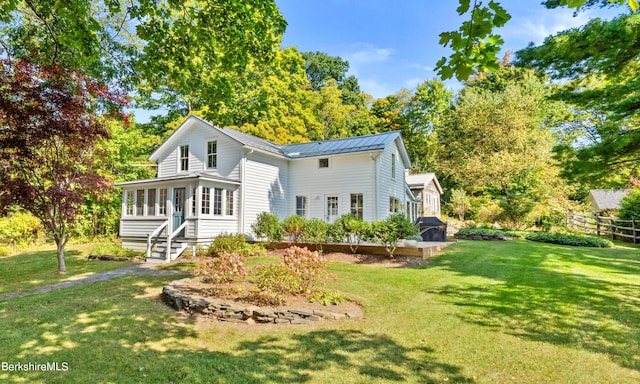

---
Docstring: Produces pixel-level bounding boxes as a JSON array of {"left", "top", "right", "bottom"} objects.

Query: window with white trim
[
  {"left": 207, "top": 141, "right": 217, "bottom": 168},
  {"left": 202, "top": 187, "right": 210, "bottom": 214},
  {"left": 296, "top": 196, "right": 307, "bottom": 217},
  {"left": 159, "top": 188, "right": 167, "bottom": 215},
  {"left": 350, "top": 193, "right": 363, "bottom": 219},
  {"left": 125, "top": 191, "right": 134, "bottom": 216},
  {"left": 179, "top": 145, "right": 189, "bottom": 172},
  {"left": 226, "top": 190, "right": 234, "bottom": 216},
  {"left": 213, "top": 188, "right": 222, "bottom": 215},
  {"left": 391, "top": 153, "right": 396, "bottom": 179}
]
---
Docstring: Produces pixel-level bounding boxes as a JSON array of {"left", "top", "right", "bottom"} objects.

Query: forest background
[{"left": 0, "top": 0, "right": 639, "bottom": 252}]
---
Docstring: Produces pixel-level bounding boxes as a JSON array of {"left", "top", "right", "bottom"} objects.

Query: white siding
[
  {"left": 378, "top": 140, "right": 410, "bottom": 220},
  {"left": 243, "top": 153, "right": 289, "bottom": 234},
  {"left": 196, "top": 218, "right": 239, "bottom": 238},
  {"left": 120, "top": 218, "right": 168, "bottom": 238},
  {"left": 288, "top": 152, "right": 376, "bottom": 221},
  {"left": 156, "top": 121, "right": 243, "bottom": 180}
]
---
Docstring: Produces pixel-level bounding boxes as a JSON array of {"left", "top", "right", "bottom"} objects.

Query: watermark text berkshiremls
[{"left": 2, "top": 361, "right": 69, "bottom": 372}]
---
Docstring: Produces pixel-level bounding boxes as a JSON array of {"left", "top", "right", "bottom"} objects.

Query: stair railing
[
  {"left": 147, "top": 220, "right": 169, "bottom": 260},
  {"left": 166, "top": 221, "right": 188, "bottom": 261}
]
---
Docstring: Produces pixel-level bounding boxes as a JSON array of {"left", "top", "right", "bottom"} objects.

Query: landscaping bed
[{"left": 162, "top": 277, "right": 363, "bottom": 325}]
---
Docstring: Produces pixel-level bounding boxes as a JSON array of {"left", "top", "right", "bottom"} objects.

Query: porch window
[
  {"left": 226, "top": 190, "right": 234, "bottom": 216},
  {"left": 125, "top": 191, "right": 134, "bottom": 216},
  {"left": 296, "top": 196, "right": 307, "bottom": 217},
  {"left": 179, "top": 145, "right": 189, "bottom": 172},
  {"left": 350, "top": 193, "right": 363, "bottom": 219},
  {"left": 136, "top": 189, "right": 144, "bottom": 216},
  {"left": 202, "top": 187, "right": 211, "bottom": 214},
  {"left": 159, "top": 188, "right": 167, "bottom": 215},
  {"left": 191, "top": 187, "right": 196, "bottom": 215},
  {"left": 207, "top": 141, "right": 217, "bottom": 168},
  {"left": 213, "top": 188, "right": 222, "bottom": 215},
  {"left": 148, "top": 189, "right": 156, "bottom": 216}
]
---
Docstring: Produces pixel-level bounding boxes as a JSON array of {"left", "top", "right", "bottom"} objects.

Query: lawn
[
  {"left": 0, "top": 243, "right": 136, "bottom": 296},
  {"left": 0, "top": 240, "right": 638, "bottom": 383}
]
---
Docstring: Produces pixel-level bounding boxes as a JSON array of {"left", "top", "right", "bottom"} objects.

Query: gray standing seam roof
[
  {"left": 281, "top": 131, "right": 400, "bottom": 158},
  {"left": 221, "top": 127, "right": 283, "bottom": 156}
]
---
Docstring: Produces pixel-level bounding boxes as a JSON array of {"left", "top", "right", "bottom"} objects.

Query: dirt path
[{"left": 0, "top": 264, "right": 188, "bottom": 302}]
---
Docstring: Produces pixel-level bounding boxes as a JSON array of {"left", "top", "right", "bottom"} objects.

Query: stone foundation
[{"left": 162, "top": 278, "right": 362, "bottom": 325}]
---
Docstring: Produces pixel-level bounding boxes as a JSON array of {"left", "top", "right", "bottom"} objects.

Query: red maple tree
[{"left": 0, "top": 58, "right": 126, "bottom": 272}]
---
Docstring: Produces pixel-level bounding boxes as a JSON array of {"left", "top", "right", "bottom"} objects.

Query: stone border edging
[{"left": 162, "top": 278, "right": 363, "bottom": 325}]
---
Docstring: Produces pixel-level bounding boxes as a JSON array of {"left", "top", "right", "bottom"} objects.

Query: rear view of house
[{"left": 118, "top": 115, "right": 437, "bottom": 262}]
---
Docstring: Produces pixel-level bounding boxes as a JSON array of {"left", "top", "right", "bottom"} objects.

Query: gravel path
[{"left": 0, "top": 264, "right": 188, "bottom": 302}]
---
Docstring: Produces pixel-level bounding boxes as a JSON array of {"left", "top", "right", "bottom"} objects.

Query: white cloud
[
  {"left": 358, "top": 78, "right": 396, "bottom": 99},
  {"left": 502, "top": 8, "right": 592, "bottom": 47},
  {"left": 345, "top": 43, "right": 395, "bottom": 65}
]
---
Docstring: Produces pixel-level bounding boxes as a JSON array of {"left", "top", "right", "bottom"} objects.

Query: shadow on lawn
[
  {"left": 0, "top": 274, "right": 473, "bottom": 384},
  {"left": 431, "top": 241, "right": 640, "bottom": 371}
]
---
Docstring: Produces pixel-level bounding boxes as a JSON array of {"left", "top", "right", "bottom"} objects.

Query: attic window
[
  {"left": 319, "top": 158, "right": 329, "bottom": 168},
  {"left": 179, "top": 145, "right": 189, "bottom": 172}
]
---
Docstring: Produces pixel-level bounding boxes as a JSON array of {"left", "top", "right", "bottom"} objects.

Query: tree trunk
[{"left": 55, "top": 234, "right": 68, "bottom": 274}]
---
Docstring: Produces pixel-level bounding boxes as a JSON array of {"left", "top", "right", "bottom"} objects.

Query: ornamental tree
[{"left": 0, "top": 58, "right": 124, "bottom": 273}]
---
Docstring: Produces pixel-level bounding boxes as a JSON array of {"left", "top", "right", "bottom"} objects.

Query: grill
[{"left": 416, "top": 217, "right": 447, "bottom": 242}]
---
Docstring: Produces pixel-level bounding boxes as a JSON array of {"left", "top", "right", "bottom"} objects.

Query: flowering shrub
[
  {"left": 282, "top": 246, "right": 336, "bottom": 293},
  {"left": 195, "top": 252, "right": 248, "bottom": 284}
]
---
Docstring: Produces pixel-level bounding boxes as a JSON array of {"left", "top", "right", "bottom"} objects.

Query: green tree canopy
[{"left": 436, "top": 64, "right": 574, "bottom": 226}]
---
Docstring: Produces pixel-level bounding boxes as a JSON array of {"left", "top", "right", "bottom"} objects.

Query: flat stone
[
  {"left": 253, "top": 308, "right": 275, "bottom": 317},
  {"left": 307, "top": 315, "right": 322, "bottom": 321},
  {"left": 289, "top": 308, "right": 314, "bottom": 317},
  {"left": 245, "top": 318, "right": 256, "bottom": 325},
  {"left": 256, "top": 316, "right": 274, "bottom": 323},
  {"left": 333, "top": 313, "right": 346, "bottom": 320},
  {"left": 275, "top": 318, "right": 291, "bottom": 324},
  {"left": 290, "top": 318, "right": 310, "bottom": 325}
]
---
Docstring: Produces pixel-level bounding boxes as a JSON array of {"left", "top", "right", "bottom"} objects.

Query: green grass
[
  {"left": 0, "top": 243, "right": 136, "bottom": 295},
  {"left": 0, "top": 240, "right": 638, "bottom": 383}
]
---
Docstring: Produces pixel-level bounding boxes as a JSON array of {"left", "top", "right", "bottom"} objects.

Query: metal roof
[
  {"left": 221, "top": 127, "right": 283, "bottom": 156},
  {"left": 281, "top": 131, "right": 401, "bottom": 158},
  {"left": 116, "top": 173, "right": 241, "bottom": 187}
]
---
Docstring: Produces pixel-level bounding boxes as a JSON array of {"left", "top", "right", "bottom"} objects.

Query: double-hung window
[
  {"left": 226, "top": 190, "right": 234, "bottom": 216},
  {"left": 213, "top": 188, "right": 222, "bottom": 215},
  {"left": 296, "top": 196, "right": 307, "bottom": 216},
  {"left": 201, "top": 187, "right": 211, "bottom": 214},
  {"left": 350, "top": 193, "right": 363, "bottom": 219},
  {"left": 207, "top": 141, "right": 217, "bottom": 168},
  {"left": 179, "top": 145, "right": 189, "bottom": 172}
]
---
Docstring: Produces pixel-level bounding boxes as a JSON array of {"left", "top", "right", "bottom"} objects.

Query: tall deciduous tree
[
  {"left": 0, "top": 59, "right": 123, "bottom": 272},
  {"left": 516, "top": 13, "right": 640, "bottom": 186},
  {"left": 437, "top": 64, "right": 573, "bottom": 226},
  {"left": 0, "top": 0, "right": 286, "bottom": 120}
]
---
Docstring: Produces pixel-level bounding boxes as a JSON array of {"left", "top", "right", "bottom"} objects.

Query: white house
[
  {"left": 118, "top": 115, "right": 423, "bottom": 262},
  {"left": 406, "top": 173, "right": 443, "bottom": 217}
]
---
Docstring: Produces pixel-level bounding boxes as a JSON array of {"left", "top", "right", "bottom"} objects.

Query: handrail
[
  {"left": 147, "top": 220, "right": 169, "bottom": 260},
  {"left": 166, "top": 221, "right": 188, "bottom": 261}
]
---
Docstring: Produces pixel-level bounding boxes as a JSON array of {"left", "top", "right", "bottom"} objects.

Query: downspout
[{"left": 370, "top": 152, "right": 379, "bottom": 221}]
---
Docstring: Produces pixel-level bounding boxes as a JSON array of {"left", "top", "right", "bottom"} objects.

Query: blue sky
[{"left": 275, "top": 0, "right": 625, "bottom": 98}]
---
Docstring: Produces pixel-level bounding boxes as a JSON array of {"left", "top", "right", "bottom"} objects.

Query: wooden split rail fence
[{"left": 567, "top": 213, "right": 639, "bottom": 244}]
